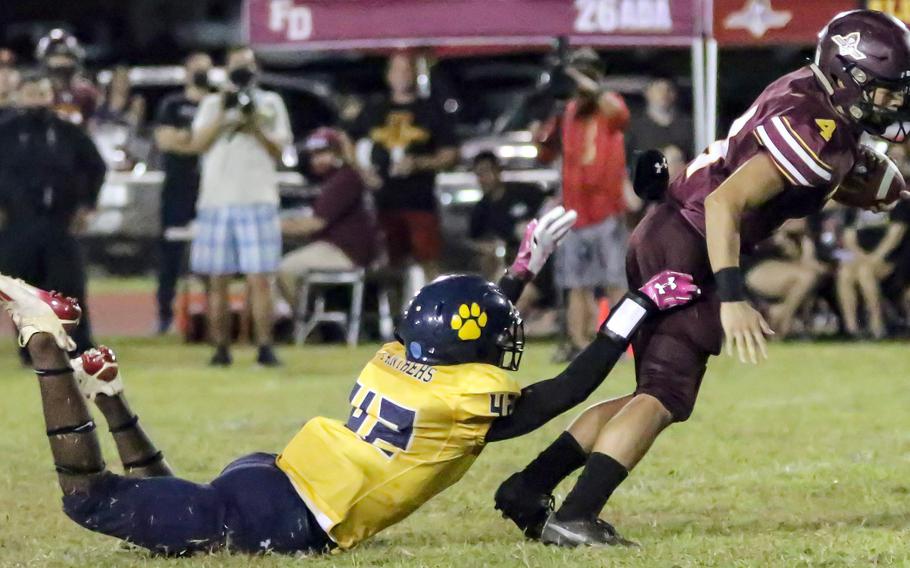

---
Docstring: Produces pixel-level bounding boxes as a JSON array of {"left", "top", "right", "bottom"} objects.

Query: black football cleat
[
  {"left": 539, "top": 514, "right": 637, "bottom": 548},
  {"left": 494, "top": 472, "right": 554, "bottom": 539}
]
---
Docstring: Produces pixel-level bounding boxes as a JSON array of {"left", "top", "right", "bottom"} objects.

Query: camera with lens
[
  {"left": 224, "top": 89, "right": 256, "bottom": 116},
  {"left": 539, "top": 37, "right": 605, "bottom": 101}
]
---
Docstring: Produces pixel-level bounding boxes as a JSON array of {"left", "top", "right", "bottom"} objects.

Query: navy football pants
[{"left": 62, "top": 453, "right": 331, "bottom": 556}]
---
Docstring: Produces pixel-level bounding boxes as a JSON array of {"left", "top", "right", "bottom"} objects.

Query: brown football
[{"left": 833, "top": 146, "right": 906, "bottom": 209}]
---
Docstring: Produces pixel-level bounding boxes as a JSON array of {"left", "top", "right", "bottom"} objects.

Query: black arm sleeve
[
  {"left": 486, "top": 334, "right": 626, "bottom": 442},
  {"left": 486, "top": 291, "right": 654, "bottom": 443},
  {"left": 497, "top": 272, "right": 528, "bottom": 305}
]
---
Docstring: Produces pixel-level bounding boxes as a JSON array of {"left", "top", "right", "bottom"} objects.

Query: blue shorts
[
  {"left": 191, "top": 205, "right": 281, "bottom": 275},
  {"left": 62, "top": 453, "right": 332, "bottom": 556}
]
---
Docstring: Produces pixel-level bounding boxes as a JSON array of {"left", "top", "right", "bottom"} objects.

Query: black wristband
[{"left": 714, "top": 267, "right": 746, "bottom": 302}]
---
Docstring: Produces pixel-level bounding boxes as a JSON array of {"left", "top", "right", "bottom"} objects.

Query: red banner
[
  {"left": 866, "top": 0, "right": 910, "bottom": 24},
  {"left": 246, "top": 0, "right": 703, "bottom": 51},
  {"left": 713, "top": 0, "right": 859, "bottom": 46}
]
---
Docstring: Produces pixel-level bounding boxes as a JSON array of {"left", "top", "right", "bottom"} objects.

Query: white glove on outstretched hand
[{"left": 509, "top": 206, "right": 578, "bottom": 280}]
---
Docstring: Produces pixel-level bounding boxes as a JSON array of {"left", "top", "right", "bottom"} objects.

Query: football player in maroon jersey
[{"left": 496, "top": 9, "right": 910, "bottom": 547}]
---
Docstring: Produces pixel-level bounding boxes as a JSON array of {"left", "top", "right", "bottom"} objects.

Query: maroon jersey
[
  {"left": 54, "top": 78, "right": 99, "bottom": 127},
  {"left": 669, "top": 66, "right": 864, "bottom": 249}
]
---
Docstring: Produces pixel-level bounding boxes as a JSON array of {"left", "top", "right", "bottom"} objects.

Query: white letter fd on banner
[{"left": 269, "top": 0, "right": 313, "bottom": 41}]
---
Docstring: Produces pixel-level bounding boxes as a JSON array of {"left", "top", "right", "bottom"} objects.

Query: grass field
[{"left": 0, "top": 337, "right": 908, "bottom": 567}]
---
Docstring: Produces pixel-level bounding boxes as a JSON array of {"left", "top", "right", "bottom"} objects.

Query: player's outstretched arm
[
  {"left": 497, "top": 206, "right": 577, "bottom": 303},
  {"left": 486, "top": 271, "right": 699, "bottom": 442},
  {"left": 705, "top": 153, "right": 783, "bottom": 364}
]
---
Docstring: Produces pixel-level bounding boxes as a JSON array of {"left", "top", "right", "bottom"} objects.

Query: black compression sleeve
[
  {"left": 497, "top": 272, "right": 528, "bottom": 305},
  {"left": 486, "top": 334, "right": 626, "bottom": 442},
  {"left": 486, "top": 292, "right": 653, "bottom": 443}
]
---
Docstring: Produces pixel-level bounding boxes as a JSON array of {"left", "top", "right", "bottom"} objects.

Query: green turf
[{"left": 0, "top": 338, "right": 908, "bottom": 567}]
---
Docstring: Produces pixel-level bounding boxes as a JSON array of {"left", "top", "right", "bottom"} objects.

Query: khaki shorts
[
  {"left": 555, "top": 216, "right": 628, "bottom": 290},
  {"left": 279, "top": 241, "right": 356, "bottom": 276}
]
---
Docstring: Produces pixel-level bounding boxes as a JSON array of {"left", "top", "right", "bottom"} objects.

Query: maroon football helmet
[{"left": 815, "top": 10, "right": 910, "bottom": 139}]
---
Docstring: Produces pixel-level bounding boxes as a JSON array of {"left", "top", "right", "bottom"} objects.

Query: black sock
[
  {"left": 556, "top": 452, "right": 628, "bottom": 522},
  {"left": 520, "top": 432, "right": 587, "bottom": 494}
]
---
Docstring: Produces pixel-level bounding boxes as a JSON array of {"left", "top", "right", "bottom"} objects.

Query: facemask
[
  {"left": 228, "top": 67, "right": 255, "bottom": 88},
  {"left": 191, "top": 70, "right": 210, "bottom": 90}
]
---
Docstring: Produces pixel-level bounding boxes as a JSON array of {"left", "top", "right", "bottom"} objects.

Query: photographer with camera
[
  {"left": 535, "top": 48, "right": 635, "bottom": 362},
  {"left": 190, "top": 46, "right": 292, "bottom": 367}
]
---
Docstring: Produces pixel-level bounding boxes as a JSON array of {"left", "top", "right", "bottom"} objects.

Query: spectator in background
[
  {"left": 35, "top": 29, "right": 99, "bottom": 127},
  {"left": 92, "top": 65, "right": 149, "bottom": 171},
  {"left": 837, "top": 198, "right": 910, "bottom": 339},
  {"left": 96, "top": 65, "right": 146, "bottom": 130},
  {"left": 190, "top": 46, "right": 292, "bottom": 367},
  {"left": 745, "top": 218, "right": 828, "bottom": 338},
  {"left": 536, "top": 49, "right": 633, "bottom": 360},
  {"left": 625, "top": 77, "right": 694, "bottom": 168},
  {"left": 0, "top": 72, "right": 106, "bottom": 355},
  {"left": 0, "top": 49, "right": 20, "bottom": 121},
  {"left": 353, "top": 51, "right": 458, "bottom": 281},
  {"left": 468, "top": 151, "right": 544, "bottom": 282},
  {"left": 152, "top": 52, "right": 212, "bottom": 334},
  {"left": 279, "top": 128, "right": 379, "bottom": 306}
]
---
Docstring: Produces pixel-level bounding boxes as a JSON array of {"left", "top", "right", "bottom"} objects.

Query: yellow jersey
[{"left": 276, "top": 342, "right": 521, "bottom": 549}]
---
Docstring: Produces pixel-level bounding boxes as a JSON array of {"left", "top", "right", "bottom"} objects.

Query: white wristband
[{"left": 603, "top": 298, "right": 648, "bottom": 340}]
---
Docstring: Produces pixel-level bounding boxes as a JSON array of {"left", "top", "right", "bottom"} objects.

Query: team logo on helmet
[
  {"left": 450, "top": 303, "right": 487, "bottom": 341},
  {"left": 832, "top": 32, "right": 867, "bottom": 60}
]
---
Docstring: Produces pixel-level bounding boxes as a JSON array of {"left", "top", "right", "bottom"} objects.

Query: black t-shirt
[
  {"left": 0, "top": 110, "right": 106, "bottom": 226},
  {"left": 844, "top": 199, "right": 910, "bottom": 255},
  {"left": 469, "top": 182, "right": 545, "bottom": 249},
  {"left": 155, "top": 92, "right": 201, "bottom": 227},
  {"left": 353, "top": 97, "right": 457, "bottom": 211}
]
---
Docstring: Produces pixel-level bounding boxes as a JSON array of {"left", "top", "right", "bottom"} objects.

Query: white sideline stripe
[
  {"left": 756, "top": 125, "right": 812, "bottom": 186},
  {"left": 878, "top": 162, "right": 898, "bottom": 200},
  {"left": 770, "top": 117, "right": 832, "bottom": 182}
]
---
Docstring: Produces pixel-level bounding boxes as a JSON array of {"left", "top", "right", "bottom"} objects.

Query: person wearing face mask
[
  {"left": 35, "top": 29, "right": 99, "bottom": 127},
  {"left": 152, "top": 52, "right": 212, "bottom": 334},
  {"left": 0, "top": 72, "right": 106, "bottom": 357},
  {"left": 190, "top": 46, "right": 293, "bottom": 367}
]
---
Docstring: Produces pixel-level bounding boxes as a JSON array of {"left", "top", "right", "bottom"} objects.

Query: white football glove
[{"left": 509, "top": 206, "right": 578, "bottom": 279}]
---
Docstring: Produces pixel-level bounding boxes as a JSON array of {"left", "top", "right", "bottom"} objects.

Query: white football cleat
[
  {"left": 71, "top": 346, "right": 123, "bottom": 400},
  {"left": 0, "top": 274, "right": 81, "bottom": 352}
]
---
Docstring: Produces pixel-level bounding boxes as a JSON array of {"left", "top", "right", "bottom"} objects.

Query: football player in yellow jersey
[{"left": 1, "top": 207, "right": 700, "bottom": 556}]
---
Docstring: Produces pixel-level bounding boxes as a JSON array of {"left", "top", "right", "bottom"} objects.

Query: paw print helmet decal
[{"left": 397, "top": 274, "right": 525, "bottom": 371}]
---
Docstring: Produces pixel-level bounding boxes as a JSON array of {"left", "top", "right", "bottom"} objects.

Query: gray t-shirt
[{"left": 193, "top": 89, "right": 292, "bottom": 209}]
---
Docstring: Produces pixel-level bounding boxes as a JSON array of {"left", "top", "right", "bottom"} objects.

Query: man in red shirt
[{"left": 537, "top": 49, "right": 633, "bottom": 359}]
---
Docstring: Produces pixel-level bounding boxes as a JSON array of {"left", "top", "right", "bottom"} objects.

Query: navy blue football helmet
[{"left": 397, "top": 274, "right": 525, "bottom": 371}]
